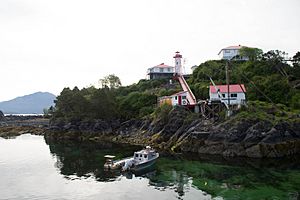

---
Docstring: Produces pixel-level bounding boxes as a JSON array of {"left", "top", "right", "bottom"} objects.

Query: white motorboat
[{"left": 103, "top": 146, "right": 159, "bottom": 171}]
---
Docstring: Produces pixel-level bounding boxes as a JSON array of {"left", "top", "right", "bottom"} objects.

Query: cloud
[{"left": 0, "top": 0, "right": 299, "bottom": 101}]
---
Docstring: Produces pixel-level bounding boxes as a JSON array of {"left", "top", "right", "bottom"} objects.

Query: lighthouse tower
[{"left": 173, "top": 51, "right": 183, "bottom": 75}]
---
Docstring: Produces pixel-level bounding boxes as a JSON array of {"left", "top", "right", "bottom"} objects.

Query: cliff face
[
  {"left": 46, "top": 106, "right": 300, "bottom": 158},
  {"left": 178, "top": 119, "right": 300, "bottom": 158}
]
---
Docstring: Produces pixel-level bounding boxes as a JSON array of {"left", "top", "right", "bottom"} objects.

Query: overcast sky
[{"left": 0, "top": 0, "right": 299, "bottom": 101}]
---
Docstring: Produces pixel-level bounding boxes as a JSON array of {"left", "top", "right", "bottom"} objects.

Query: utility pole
[{"left": 225, "top": 61, "right": 232, "bottom": 117}]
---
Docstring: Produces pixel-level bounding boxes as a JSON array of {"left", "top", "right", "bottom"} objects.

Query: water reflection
[
  {"left": 45, "top": 137, "right": 300, "bottom": 200},
  {"left": 45, "top": 138, "right": 137, "bottom": 181},
  {"left": 44, "top": 138, "right": 201, "bottom": 199}
]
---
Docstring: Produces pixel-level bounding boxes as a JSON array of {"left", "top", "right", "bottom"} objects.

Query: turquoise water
[{"left": 0, "top": 134, "right": 299, "bottom": 200}]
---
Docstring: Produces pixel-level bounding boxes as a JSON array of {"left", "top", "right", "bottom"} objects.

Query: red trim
[
  {"left": 178, "top": 95, "right": 182, "bottom": 105},
  {"left": 210, "top": 84, "right": 246, "bottom": 93},
  {"left": 173, "top": 51, "right": 182, "bottom": 58}
]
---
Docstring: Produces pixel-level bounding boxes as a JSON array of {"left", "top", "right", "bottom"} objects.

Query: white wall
[
  {"left": 175, "top": 57, "right": 182, "bottom": 75},
  {"left": 219, "top": 49, "right": 239, "bottom": 60},
  {"left": 172, "top": 96, "right": 178, "bottom": 105},
  {"left": 148, "top": 67, "right": 174, "bottom": 73},
  {"left": 210, "top": 92, "right": 246, "bottom": 105},
  {"left": 171, "top": 94, "right": 188, "bottom": 106},
  {"left": 219, "top": 49, "right": 249, "bottom": 61}
]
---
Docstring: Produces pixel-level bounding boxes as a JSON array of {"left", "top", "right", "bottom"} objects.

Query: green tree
[
  {"left": 290, "top": 92, "right": 300, "bottom": 110},
  {"left": 53, "top": 87, "right": 89, "bottom": 121},
  {"left": 239, "top": 47, "right": 263, "bottom": 61},
  {"left": 291, "top": 51, "right": 300, "bottom": 80},
  {"left": 99, "top": 74, "right": 122, "bottom": 89},
  {"left": 88, "top": 88, "right": 118, "bottom": 120},
  {"left": 118, "top": 92, "right": 157, "bottom": 119},
  {"left": 262, "top": 50, "right": 287, "bottom": 62}
]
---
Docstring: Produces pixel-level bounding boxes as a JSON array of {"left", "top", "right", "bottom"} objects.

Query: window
[
  {"left": 222, "top": 94, "right": 226, "bottom": 98},
  {"left": 160, "top": 68, "right": 164, "bottom": 72},
  {"left": 224, "top": 50, "right": 231, "bottom": 54},
  {"left": 175, "top": 96, "right": 177, "bottom": 100},
  {"left": 231, "top": 93, "right": 237, "bottom": 98},
  {"left": 182, "top": 96, "right": 186, "bottom": 99},
  {"left": 167, "top": 68, "right": 171, "bottom": 72}
]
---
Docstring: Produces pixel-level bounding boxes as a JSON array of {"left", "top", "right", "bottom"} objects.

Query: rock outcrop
[
  {"left": 46, "top": 106, "right": 300, "bottom": 158},
  {"left": 179, "top": 119, "right": 300, "bottom": 158},
  {"left": 0, "top": 110, "right": 4, "bottom": 120},
  {"left": 0, "top": 115, "right": 49, "bottom": 138}
]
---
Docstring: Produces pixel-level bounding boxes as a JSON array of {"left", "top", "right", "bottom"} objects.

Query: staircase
[{"left": 177, "top": 75, "right": 197, "bottom": 105}]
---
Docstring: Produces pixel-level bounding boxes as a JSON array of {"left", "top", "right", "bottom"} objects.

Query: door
[{"left": 178, "top": 95, "right": 182, "bottom": 105}]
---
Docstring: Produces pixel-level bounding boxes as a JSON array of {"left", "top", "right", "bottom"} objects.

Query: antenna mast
[{"left": 225, "top": 62, "right": 232, "bottom": 117}]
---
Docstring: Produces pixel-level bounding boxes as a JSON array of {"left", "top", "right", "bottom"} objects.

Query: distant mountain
[{"left": 0, "top": 92, "right": 56, "bottom": 114}]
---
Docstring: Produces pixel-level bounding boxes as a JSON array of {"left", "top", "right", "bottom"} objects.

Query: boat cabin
[{"left": 134, "top": 146, "right": 156, "bottom": 162}]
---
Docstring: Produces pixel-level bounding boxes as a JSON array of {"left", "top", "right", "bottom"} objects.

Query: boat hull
[{"left": 132, "top": 156, "right": 158, "bottom": 172}]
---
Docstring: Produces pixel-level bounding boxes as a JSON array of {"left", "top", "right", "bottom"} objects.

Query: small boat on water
[{"left": 104, "top": 146, "right": 159, "bottom": 172}]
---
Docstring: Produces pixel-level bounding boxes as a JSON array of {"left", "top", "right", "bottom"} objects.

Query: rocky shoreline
[
  {"left": 45, "top": 106, "right": 300, "bottom": 158},
  {"left": 1, "top": 107, "right": 299, "bottom": 158},
  {"left": 0, "top": 114, "right": 49, "bottom": 138}
]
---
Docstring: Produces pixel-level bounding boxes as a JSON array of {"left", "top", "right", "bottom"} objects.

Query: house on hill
[
  {"left": 159, "top": 91, "right": 190, "bottom": 106},
  {"left": 147, "top": 63, "right": 174, "bottom": 80},
  {"left": 218, "top": 45, "right": 249, "bottom": 61},
  {"left": 209, "top": 84, "right": 246, "bottom": 105}
]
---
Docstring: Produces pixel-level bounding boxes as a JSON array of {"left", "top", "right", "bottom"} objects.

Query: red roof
[
  {"left": 210, "top": 84, "right": 246, "bottom": 93},
  {"left": 223, "top": 45, "right": 243, "bottom": 50},
  {"left": 218, "top": 45, "right": 245, "bottom": 55},
  {"left": 154, "top": 63, "right": 173, "bottom": 68},
  {"left": 171, "top": 91, "right": 187, "bottom": 96}
]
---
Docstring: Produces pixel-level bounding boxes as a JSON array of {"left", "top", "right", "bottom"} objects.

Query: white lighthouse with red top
[
  {"left": 159, "top": 51, "right": 197, "bottom": 109},
  {"left": 173, "top": 51, "right": 183, "bottom": 75}
]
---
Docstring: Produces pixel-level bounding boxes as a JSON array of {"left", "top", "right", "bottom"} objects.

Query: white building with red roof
[
  {"left": 170, "top": 91, "right": 189, "bottom": 106},
  {"left": 218, "top": 45, "right": 249, "bottom": 61},
  {"left": 147, "top": 63, "right": 174, "bottom": 80},
  {"left": 159, "top": 91, "right": 190, "bottom": 106},
  {"left": 209, "top": 84, "right": 246, "bottom": 105}
]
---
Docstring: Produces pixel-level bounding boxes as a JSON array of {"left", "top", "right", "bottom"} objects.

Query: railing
[{"left": 178, "top": 75, "right": 197, "bottom": 105}]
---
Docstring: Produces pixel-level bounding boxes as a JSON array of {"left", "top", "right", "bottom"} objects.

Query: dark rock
[
  {"left": 0, "top": 110, "right": 4, "bottom": 121},
  {"left": 243, "top": 120, "right": 273, "bottom": 145},
  {"left": 261, "top": 121, "right": 296, "bottom": 143},
  {"left": 207, "top": 119, "right": 256, "bottom": 143},
  {"left": 140, "top": 119, "right": 151, "bottom": 131},
  {"left": 111, "top": 119, "right": 121, "bottom": 130},
  {"left": 245, "top": 144, "right": 262, "bottom": 158},
  {"left": 50, "top": 119, "right": 65, "bottom": 129},
  {"left": 49, "top": 125, "right": 61, "bottom": 131},
  {"left": 63, "top": 123, "right": 78, "bottom": 131},
  {"left": 44, "top": 106, "right": 300, "bottom": 158},
  {"left": 154, "top": 106, "right": 190, "bottom": 140},
  {"left": 93, "top": 120, "right": 111, "bottom": 132},
  {"left": 79, "top": 121, "right": 93, "bottom": 131}
]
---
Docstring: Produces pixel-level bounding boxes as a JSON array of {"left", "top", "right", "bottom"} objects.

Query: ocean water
[{"left": 0, "top": 134, "right": 299, "bottom": 200}]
